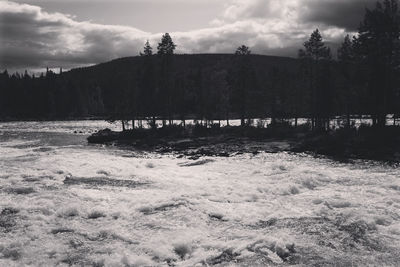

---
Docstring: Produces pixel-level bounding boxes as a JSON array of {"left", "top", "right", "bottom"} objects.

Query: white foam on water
[{"left": 0, "top": 121, "right": 400, "bottom": 266}]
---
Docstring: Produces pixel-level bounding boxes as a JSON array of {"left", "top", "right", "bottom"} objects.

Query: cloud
[
  {"left": 222, "top": 0, "right": 299, "bottom": 21},
  {"left": 221, "top": 0, "right": 375, "bottom": 31},
  {"left": 300, "top": 0, "right": 376, "bottom": 31},
  {"left": 0, "top": 0, "right": 369, "bottom": 70},
  {"left": 0, "top": 1, "right": 149, "bottom": 70},
  {"left": 173, "top": 20, "right": 309, "bottom": 57}
]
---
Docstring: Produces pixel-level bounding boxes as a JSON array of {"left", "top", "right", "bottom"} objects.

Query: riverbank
[
  {"left": 88, "top": 124, "right": 400, "bottom": 162},
  {"left": 292, "top": 126, "right": 400, "bottom": 162}
]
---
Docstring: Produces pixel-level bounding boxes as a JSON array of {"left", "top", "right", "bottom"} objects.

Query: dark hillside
[{"left": 0, "top": 54, "right": 307, "bottom": 120}]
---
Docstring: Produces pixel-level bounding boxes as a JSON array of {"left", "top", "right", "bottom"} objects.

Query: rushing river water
[{"left": 0, "top": 121, "right": 399, "bottom": 266}]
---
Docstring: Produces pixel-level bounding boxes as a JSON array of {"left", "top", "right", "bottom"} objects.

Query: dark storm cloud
[
  {"left": 0, "top": 10, "right": 64, "bottom": 49},
  {"left": 300, "top": 0, "right": 377, "bottom": 31}
]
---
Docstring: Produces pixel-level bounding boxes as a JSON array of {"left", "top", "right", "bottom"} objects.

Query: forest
[{"left": 1, "top": 0, "right": 400, "bottom": 131}]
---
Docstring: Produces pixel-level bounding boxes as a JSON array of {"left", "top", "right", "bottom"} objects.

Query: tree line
[{"left": 1, "top": 0, "right": 400, "bottom": 130}]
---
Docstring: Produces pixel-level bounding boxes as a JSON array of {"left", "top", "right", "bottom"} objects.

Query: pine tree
[
  {"left": 235, "top": 45, "right": 251, "bottom": 56},
  {"left": 299, "top": 29, "right": 331, "bottom": 61},
  {"left": 157, "top": 33, "right": 176, "bottom": 55},
  {"left": 231, "top": 45, "right": 252, "bottom": 126},
  {"left": 140, "top": 40, "right": 153, "bottom": 56},
  {"left": 298, "top": 29, "right": 332, "bottom": 130},
  {"left": 138, "top": 40, "right": 155, "bottom": 128},
  {"left": 337, "top": 35, "right": 354, "bottom": 62},
  {"left": 157, "top": 33, "right": 177, "bottom": 125}
]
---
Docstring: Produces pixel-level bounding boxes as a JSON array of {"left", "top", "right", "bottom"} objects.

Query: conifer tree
[
  {"left": 157, "top": 33, "right": 177, "bottom": 126},
  {"left": 299, "top": 29, "right": 331, "bottom": 61},
  {"left": 235, "top": 45, "right": 251, "bottom": 56},
  {"left": 231, "top": 45, "right": 252, "bottom": 126},
  {"left": 298, "top": 29, "right": 332, "bottom": 130},
  {"left": 337, "top": 35, "right": 354, "bottom": 62},
  {"left": 140, "top": 40, "right": 153, "bottom": 56},
  {"left": 157, "top": 33, "right": 176, "bottom": 55}
]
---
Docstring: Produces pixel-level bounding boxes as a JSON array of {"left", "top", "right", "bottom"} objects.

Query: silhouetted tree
[
  {"left": 157, "top": 33, "right": 177, "bottom": 126},
  {"left": 157, "top": 33, "right": 176, "bottom": 55},
  {"left": 337, "top": 35, "right": 354, "bottom": 62},
  {"left": 230, "top": 45, "right": 252, "bottom": 126},
  {"left": 137, "top": 40, "right": 156, "bottom": 128},
  {"left": 235, "top": 45, "right": 251, "bottom": 56},
  {"left": 299, "top": 29, "right": 332, "bottom": 130},
  {"left": 140, "top": 40, "right": 153, "bottom": 56},
  {"left": 353, "top": 0, "right": 400, "bottom": 127},
  {"left": 299, "top": 29, "right": 331, "bottom": 60}
]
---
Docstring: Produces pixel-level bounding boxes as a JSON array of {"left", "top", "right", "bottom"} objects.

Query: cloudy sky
[{"left": 0, "top": 0, "right": 376, "bottom": 71}]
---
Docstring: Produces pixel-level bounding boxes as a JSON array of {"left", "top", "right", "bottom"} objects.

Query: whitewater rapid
[{"left": 0, "top": 121, "right": 399, "bottom": 266}]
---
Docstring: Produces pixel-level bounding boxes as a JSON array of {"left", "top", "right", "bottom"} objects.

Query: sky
[{"left": 0, "top": 0, "right": 377, "bottom": 72}]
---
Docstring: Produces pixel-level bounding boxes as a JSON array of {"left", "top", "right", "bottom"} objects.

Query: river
[{"left": 0, "top": 121, "right": 399, "bottom": 266}]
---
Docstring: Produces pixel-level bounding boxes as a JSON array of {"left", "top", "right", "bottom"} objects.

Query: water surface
[{"left": 0, "top": 121, "right": 399, "bottom": 266}]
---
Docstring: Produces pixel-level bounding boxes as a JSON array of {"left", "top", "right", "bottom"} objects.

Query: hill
[{"left": 1, "top": 54, "right": 307, "bottom": 120}]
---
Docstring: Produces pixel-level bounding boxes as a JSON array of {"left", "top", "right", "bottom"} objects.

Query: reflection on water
[{"left": 0, "top": 121, "right": 399, "bottom": 266}]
